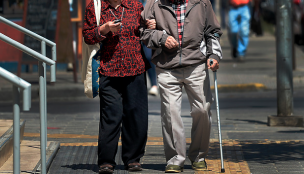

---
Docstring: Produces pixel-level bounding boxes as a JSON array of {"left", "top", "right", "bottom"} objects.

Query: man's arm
[
  {"left": 204, "top": 0, "right": 223, "bottom": 71},
  {"left": 140, "top": 0, "right": 175, "bottom": 50}
]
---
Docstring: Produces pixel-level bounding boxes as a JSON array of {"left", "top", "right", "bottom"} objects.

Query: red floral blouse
[{"left": 82, "top": 0, "right": 149, "bottom": 77}]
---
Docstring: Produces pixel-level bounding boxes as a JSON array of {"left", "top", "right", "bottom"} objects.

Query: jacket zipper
[
  {"left": 159, "top": 2, "right": 200, "bottom": 66},
  {"left": 180, "top": 2, "right": 200, "bottom": 66}
]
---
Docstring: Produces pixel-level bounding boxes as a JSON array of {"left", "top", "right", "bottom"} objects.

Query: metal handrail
[
  {"left": 0, "top": 67, "right": 31, "bottom": 174},
  {"left": 0, "top": 67, "right": 31, "bottom": 110},
  {"left": 0, "top": 16, "right": 57, "bottom": 174},
  {"left": 0, "top": 15, "right": 56, "bottom": 82},
  {"left": 0, "top": 34, "right": 55, "bottom": 66}
]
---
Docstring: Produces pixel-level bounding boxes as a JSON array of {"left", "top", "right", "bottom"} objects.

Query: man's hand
[
  {"left": 146, "top": 19, "right": 156, "bottom": 29},
  {"left": 207, "top": 59, "right": 219, "bottom": 71},
  {"left": 165, "top": 36, "right": 179, "bottom": 49}
]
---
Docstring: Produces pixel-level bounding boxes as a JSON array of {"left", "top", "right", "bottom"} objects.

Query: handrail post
[
  {"left": 39, "top": 60, "right": 47, "bottom": 174},
  {"left": 13, "top": 86, "right": 20, "bottom": 174},
  {"left": 51, "top": 45, "right": 56, "bottom": 82},
  {"left": 41, "top": 41, "right": 48, "bottom": 149},
  {"left": 0, "top": 67, "right": 31, "bottom": 174}
]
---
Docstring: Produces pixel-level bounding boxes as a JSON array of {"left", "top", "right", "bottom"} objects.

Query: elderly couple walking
[{"left": 82, "top": 0, "right": 222, "bottom": 173}]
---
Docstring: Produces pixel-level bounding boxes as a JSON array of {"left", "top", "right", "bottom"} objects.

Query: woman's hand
[
  {"left": 146, "top": 19, "right": 156, "bottom": 29},
  {"left": 106, "top": 21, "right": 122, "bottom": 33},
  {"left": 100, "top": 21, "right": 122, "bottom": 35}
]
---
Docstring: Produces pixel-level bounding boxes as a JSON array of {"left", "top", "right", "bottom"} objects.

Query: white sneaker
[{"left": 148, "top": 86, "right": 158, "bottom": 96}]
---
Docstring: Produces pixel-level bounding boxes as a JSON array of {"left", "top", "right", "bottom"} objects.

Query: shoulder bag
[{"left": 82, "top": 0, "right": 102, "bottom": 98}]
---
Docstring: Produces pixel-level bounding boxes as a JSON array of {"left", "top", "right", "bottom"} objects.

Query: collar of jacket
[
  {"left": 101, "top": 0, "right": 131, "bottom": 11},
  {"left": 159, "top": 0, "right": 201, "bottom": 13}
]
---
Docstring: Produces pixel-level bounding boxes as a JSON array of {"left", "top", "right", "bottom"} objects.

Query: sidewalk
[{"left": 45, "top": 91, "right": 304, "bottom": 174}]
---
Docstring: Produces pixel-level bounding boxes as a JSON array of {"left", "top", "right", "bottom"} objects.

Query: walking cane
[{"left": 210, "top": 59, "right": 225, "bottom": 173}]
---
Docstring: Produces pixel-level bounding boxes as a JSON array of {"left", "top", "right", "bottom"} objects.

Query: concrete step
[
  {"left": 0, "top": 120, "right": 13, "bottom": 137},
  {"left": 0, "top": 141, "right": 60, "bottom": 174},
  {"left": 0, "top": 119, "right": 26, "bottom": 168},
  {"left": 0, "top": 119, "right": 60, "bottom": 173}
]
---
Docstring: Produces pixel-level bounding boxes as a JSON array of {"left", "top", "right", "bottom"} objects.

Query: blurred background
[
  {"left": 0, "top": 0, "right": 303, "bottom": 76},
  {"left": 0, "top": 0, "right": 92, "bottom": 82}
]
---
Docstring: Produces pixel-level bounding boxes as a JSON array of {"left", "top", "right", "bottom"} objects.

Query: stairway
[{"left": 0, "top": 119, "right": 60, "bottom": 174}]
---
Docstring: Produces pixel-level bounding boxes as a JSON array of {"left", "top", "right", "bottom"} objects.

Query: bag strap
[{"left": 94, "top": 0, "right": 101, "bottom": 26}]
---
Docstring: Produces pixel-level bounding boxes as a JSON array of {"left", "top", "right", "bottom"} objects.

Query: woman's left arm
[{"left": 82, "top": 2, "right": 105, "bottom": 45}]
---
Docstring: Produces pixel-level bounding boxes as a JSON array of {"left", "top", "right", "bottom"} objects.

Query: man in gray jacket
[{"left": 141, "top": 0, "right": 222, "bottom": 172}]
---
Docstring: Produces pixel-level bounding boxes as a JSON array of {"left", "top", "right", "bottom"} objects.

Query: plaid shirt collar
[
  {"left": 170, "top": 0, "right": 188, "bottom": 45},
  {"left": 169, "top": 0, "right": 185, "bottom": 4}
]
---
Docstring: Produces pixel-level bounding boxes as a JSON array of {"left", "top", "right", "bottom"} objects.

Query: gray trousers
[{"left": 156, "top": 63, "right": 213, "bottom": 167}]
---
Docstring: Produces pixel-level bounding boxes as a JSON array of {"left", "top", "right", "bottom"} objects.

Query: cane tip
[{"left": 221, "top": 168, "right": 225, "bottom": 173}]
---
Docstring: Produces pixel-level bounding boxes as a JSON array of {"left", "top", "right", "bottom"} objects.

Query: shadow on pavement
[
  {"left": 60, "top": 163, "right": 99, "bottom": 172},
  {"left": 241, "top": 141, "right": 304, "bottom": 164},
  {"left": 277, "top": 130, "right": 304, "bottom": 133},
  {"left": 226, "top": 118, "right": 267, "bottom": 125}
]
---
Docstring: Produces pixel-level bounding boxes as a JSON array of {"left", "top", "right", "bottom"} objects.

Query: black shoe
[
  {"left": 232, "top": 48, "right": 237, "bottom": 58},
  {"left": 99, "top": 164, "right": 114, "bottom": 174},
  {"left": 126, "top": 162, "right": 142, "bottom": 172}
]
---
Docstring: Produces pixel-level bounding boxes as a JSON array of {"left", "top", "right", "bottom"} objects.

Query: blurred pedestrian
[
  {"left": 210, "top": 0, "right": 216, "bottom": 12},
  {"left": 250, "top": 0, "right": 263, "bottom": 36},
  {"left": 139, "top": 0, "right": 159, "bottom": 96},
  {"left": 228, "top": 0, "right": 255, "bottom": 61},
  {"left": 141, "top": 0, "right": 222, "bottom": 172},
  {"left": 220, "top": 0, "right": 228, "bottom": 29},
  {"left": 83, "top": 0, "right": 155, "bottom": 173}
]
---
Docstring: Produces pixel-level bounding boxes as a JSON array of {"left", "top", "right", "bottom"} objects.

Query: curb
[
  {"left": 211, "top": 83, "right": 267, "bottom": 92},
  {"left": 32, "top": 141, "right": 60, "bottom": 174}
]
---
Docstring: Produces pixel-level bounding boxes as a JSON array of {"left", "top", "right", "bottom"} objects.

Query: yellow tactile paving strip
[
  {"left": 210, "top": 83, "right": 266, "bottom": 91},
  {"left": 24, "top": 132, "right": 98, "bottom": 139}
]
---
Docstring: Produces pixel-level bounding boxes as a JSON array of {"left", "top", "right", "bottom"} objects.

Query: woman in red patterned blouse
[{"left": 82, "top": 0, "right": 155, "bottom": 173}]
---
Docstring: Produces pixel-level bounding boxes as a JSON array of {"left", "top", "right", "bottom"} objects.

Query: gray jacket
[{"left": 140, "top": 0, "right": 222, "bottom": 69}]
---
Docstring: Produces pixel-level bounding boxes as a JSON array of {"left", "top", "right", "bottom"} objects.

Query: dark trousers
[
  {"left": 98, "top": 73, "right": 148, "bottom": 167},
  {"left": 142, "top": 43, "right": 157, "bottom": 86},
  {"left": 210, "top": 0, "right": 216, "bottom": 12}
]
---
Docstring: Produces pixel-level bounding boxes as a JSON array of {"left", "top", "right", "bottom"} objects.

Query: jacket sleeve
[
  {"left": 204, "top": 0, "right": 223, "bottom": 63},
  {"left": 82, "top": 2, "right": 106, "bottom": 45},
  {"left": 140, "top": 0, "right": 168, "bottom": 49}
]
